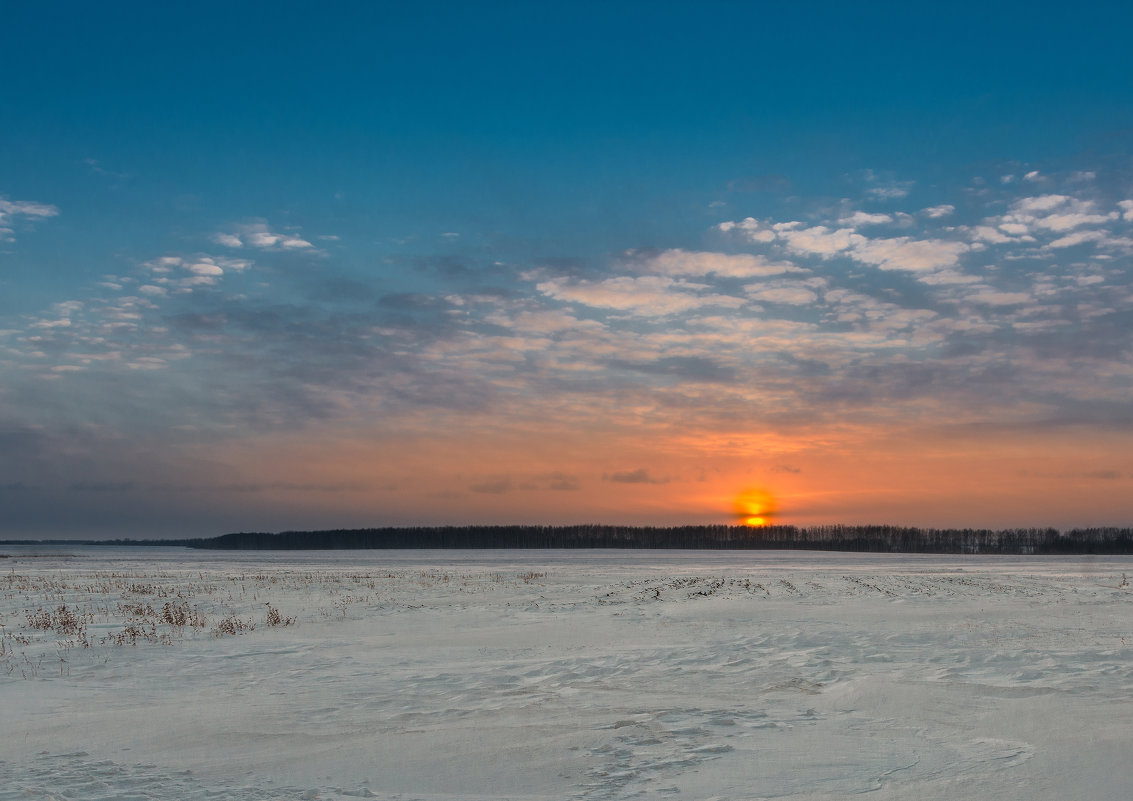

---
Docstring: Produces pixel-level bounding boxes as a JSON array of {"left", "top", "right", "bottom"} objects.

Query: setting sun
[{"left": 734, "top": 489, "right": 777, "bottom": 527}]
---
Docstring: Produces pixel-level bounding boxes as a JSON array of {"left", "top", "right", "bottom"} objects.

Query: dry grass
[
  {"left": 1, "top": 562, "right": 551, "bottom": 678},
  {"left": 264, "top": 603, "right": 294, "bottom": 627},
  {"left": 161, "top": 600, "right": 207, "bottom": 628},
  {"left": 212, "top": 615, "right": 255, "bottom": 637}
]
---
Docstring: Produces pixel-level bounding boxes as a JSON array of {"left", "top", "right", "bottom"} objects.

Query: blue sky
[{"left": 3, "top": 2, "right": 1133, "bottom": 537}]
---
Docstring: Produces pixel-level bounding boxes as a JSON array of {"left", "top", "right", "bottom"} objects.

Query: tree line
[{"left": 137, "top": 524, "right": 1133, "bottom": 553}]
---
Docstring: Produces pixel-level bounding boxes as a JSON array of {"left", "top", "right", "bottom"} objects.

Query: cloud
[
  {"left": 717, "top": 218, "right": 862, "bottom": 256},
  {"left": 607, "top": 355, "right": 736, "bottom": 383},
  {"left": 214, "top": 221, "right": 315, "bottom": 251},
  {"left": 714, "top": 217, "right": 777, "bottom": 243},
  {"left": 922, "top": 204, "right": 955, "bottom": 219},
  {"left": 778, "top": 225, "right": 863, "bottom": 257},
  {"left": 0, "top": 196, "right": 59, "bottom": 241},
  {"left": 530, "top": 471, "right": 581, "bottom": 491},
  {"left": 1046, "top": 230, "right": 1107, "bottom": 249},
  {"left": 1077, "top": 470, "right": 1122, "bottom": 480},
  {"left": 470, "top": 476, "right": 513, "bottom": 494},
  {"left": 745, "top": 281, "right": 819, "bottom": 305},
  {"left": 545, "top": 474, "right": 581, "bottom": 491},
  {"left": 967, "top": 196, "right": 1129, "bottom": 253},
  {"left": 970, "top": 225, "right": 1016, "bottom": 244},
  {"left": 625, "top": 248, "right": 799, "bottom": 278},
  {"left": 189, "top": 261, "right": 224, "bottom": 277},
  {"left": 602, "top": 468, "right": 670, "bottom": 484},
  {"left": 1005, "top": 196, "right": 1115, "bottom": 233},
  {"left": 536, "top": 275, "right": 744, "bottom": 316},
  {"left": 1035, "top": 210, "right": 1115, "bottom": 233},
  {"left": 83, "top": 158, "right": 132, "bottom": 181},
  {"left": 838, "top": 211, "right": 893, "bottom": 227},
  {"left": 718, "top": 217, "right": 969, "bottom": 272},
  {"left": 484, "top": 307, "right": 604, "bottom": 334},
  {"left": 962, "top": 290, "right": 1035, "bottom": 306},
  {"left": 142, "top": 255, "right": 252, "bottom": 291},
  {"left": 851, "top": 236, "right": 970, "bottom": 272},
  {"left": 865, "top": 182, "right": 913, "bottom": 200},
  {"left": 1013, "top": 195, "right": 1069, "bottom": 213}
]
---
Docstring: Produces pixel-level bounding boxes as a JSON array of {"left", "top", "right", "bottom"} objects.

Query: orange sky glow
[{"left": 156, "top": 415, "right": 1133, "bottom": 535}]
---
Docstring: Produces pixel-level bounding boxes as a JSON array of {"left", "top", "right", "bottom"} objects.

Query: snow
[{"left": 1, "top": 547, "right": 1131, "bottom": 800}]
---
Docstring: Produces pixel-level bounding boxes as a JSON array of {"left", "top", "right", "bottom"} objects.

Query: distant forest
[{"left": 70, "top": 524, "right": 1133, "bottom": 554}]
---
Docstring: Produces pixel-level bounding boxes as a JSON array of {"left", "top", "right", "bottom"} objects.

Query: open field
[{"left": 2, "top": 546, "right": 1132, "bottom": 800}]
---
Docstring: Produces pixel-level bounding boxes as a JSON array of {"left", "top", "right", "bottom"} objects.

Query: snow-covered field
[{"left": 1, "top": 547, "right": 1131, "bottom": 801}]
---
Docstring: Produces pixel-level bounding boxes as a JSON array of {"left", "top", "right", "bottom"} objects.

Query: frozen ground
[{"left": 1, "top": 547, "right": 1131, "bottom": 801}]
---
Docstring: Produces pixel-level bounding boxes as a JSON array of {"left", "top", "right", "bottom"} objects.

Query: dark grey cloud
[
  {"left": 546, "top": 474, "right": 581, "bottom": 491},
  {"left": 1075, "top": 470, "right": 1123, "bottom": 480},
  {"left": 941, "top": 339, "right": 986, "bottom": 358},
  {"left": 603, "top": 468, "right": 669, "bottom": 485},
  {"left": 1036, "top": 398, "right": 1133, "bottom": 428},
  {"left": 1019, "top": 310, "right": 1133, "bottom": 362},
  {"left": 607, "top": 356, "right": 736, "bottom": 383},
  {"left": 814, "top": 360, "right": 1024, "bottom": 410},
  {"left": 156, "top": 291, "right": 497, "bottom": 430},
  {"left": 773, "top": 351, "right": 832, "bottom": 377},
  {"left": 531, "top": 471, "right": 581, "bottom": 491},
  {"left": 470, "top": 477, "right": 512, "bottom": 494}
]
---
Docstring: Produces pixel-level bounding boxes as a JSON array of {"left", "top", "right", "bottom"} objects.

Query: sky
[{"left": 3, "top": 2, "right": 1133, "bottom": 538}]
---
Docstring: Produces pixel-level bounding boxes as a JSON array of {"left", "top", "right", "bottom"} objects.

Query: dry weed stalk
[
  {"left": 212, "top": 615, "right": 255, "bottom": 637},
  {"left": 264, "top": 604, "right": 294, "bottom": 627},
  {"left": 161, "top": 600, "right": 206, "bottom": 628}
]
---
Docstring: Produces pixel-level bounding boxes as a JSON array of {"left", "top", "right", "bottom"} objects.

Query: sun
[{"left": 734, "top": 488, "right": 777, "bottom": 527}]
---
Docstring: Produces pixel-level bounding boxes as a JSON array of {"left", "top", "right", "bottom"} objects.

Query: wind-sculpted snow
[{"left": 1, "top": 547, "right": 1131, "bottom": 800}]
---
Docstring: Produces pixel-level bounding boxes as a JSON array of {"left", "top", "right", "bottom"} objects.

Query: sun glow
[{"left": 735, "top": 489, "right": 776, "bottom": 527}]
